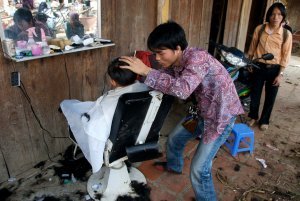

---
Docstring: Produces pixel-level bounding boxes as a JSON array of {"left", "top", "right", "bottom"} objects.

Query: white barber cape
[{"left": 60, "top": 81, "right": 149, "bottom": 173}]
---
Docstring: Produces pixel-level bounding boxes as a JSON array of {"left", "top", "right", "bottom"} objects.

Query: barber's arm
[{"left": 121, "top": 54, "right": 208, "bottom": 100}]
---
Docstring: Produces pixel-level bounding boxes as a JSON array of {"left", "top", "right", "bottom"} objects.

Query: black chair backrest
[{"left": 108, "top": 91, "right": 174, "bottom": 163}]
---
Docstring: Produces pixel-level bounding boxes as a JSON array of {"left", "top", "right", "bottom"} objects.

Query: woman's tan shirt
[{"left": 248, "top": 23, "right": 292, "bottom": 69}]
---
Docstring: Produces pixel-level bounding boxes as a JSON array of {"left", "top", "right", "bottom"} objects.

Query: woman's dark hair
[
  {"left": 147, "top": 21, "right": 188, "bottom": 52},
  {"left": 13, "top": 8, "right": 33, "bottom": 23},
  {"left": 107, "top": 58, "right": 137, "bottom": 86},
  {"left": 266, "top": 2, "right": 286, "bottom": 23}
]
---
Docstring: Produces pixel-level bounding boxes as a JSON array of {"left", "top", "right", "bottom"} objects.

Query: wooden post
[
  {"left": 157, "top": 0, "right": 169, "bottom": 25},
  {"left": 236, "top": 0, "right": 252, "bottom": 51},
  {"left": 223, "top": 0, "right": 243, "bottom": 47}
]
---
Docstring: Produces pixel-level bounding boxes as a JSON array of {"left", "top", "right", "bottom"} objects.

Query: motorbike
[{"left": 210, "top": 41, "right": 274, "bottom": 112}]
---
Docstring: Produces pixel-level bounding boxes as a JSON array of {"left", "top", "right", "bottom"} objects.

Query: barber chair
[{"left": 86, "top": 90, "right": 174, "bottom": 200}]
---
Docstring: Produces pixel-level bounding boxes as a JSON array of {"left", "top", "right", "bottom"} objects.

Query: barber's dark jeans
[{"left": 248, "top": 63, "right": 280, "bottom": 125}]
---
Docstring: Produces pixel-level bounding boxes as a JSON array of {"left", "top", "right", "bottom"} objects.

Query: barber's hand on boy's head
[{"left": 119, "top": 56, "right": 152, "bottom": 76}]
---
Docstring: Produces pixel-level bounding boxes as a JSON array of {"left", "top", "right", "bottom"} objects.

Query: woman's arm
[
  {"left": 279, "top": 31, "right": 292, "bottom": 70},
  {"left": 273, "top": 31, "right": 293, "bottom": 86}
]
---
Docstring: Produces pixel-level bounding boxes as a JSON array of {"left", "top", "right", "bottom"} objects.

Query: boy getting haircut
[
  {"left": 60, "top": 57, "right": 148, "bottom": 173},
  {"left": 107, "top": 58, "right": 137, "bottom": 86}
]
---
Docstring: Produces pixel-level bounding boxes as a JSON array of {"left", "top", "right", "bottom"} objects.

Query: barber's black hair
[
  {"left": 13, "top": 8, "right": 33, "bottom": 23},
  {"left": 266, "top": 2, "right": 286, "bottom": 23},
  {"left": 147, "top": 21, "right": 188, "bottom": 52},
  {"left": 107, "top": 58, "right": 137, "bottom": 86}
]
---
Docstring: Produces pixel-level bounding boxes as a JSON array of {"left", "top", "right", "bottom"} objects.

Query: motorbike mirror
[
  {"left": 228, "top": 47, "right": 244, "bottom": 59},
  {"left": 261, "top": 53, "right": 274, "bottom": 61}
]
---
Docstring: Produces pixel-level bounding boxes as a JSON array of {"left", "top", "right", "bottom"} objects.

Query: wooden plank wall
[
  {"left": 223, "top": 0, "right": 243, "bottom": 47},
  {"left": 169, "top": 0, "right": 213, "bottom": 50},
  {"left": 288, "top": 0, "right": 300, "bottom": 31},
  {"left": 101, "top": 0, "right": 158, "bottom": 57},
  {"left": 0, "top": 0, "right": 217, "bottom": 181},
  {"left": 236, "top": 0, "right": 252, "bottom": 51},
  {"left": 0, "top": 46, "right": 112, "bottom": 182}
]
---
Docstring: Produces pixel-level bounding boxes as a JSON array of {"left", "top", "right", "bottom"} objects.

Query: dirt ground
[
  {"left": 213, "top": 53, "right": 300, "bottom": 199},
  {"left": 0, "top": 54, "right": 299, "bottom": 201}
]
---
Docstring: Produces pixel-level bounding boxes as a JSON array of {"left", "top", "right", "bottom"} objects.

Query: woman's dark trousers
[{"left": 248, "top": 64, "right": 280, "bottom": 125}]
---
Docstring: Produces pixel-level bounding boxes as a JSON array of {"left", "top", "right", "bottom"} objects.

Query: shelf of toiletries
[
  {"left": 2, "top": 40, "right": 115, "bottom": 62},
  {"left": 13, "top": 42, "right": 115, "bottom": 62}
]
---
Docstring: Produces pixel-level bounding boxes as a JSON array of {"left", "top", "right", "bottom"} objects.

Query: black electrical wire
[
  {"left": 62, "top": 55, "right": 71, "bottom": 99},
  {"left": 1, "top": 49, "right": 67, "bottom": 139},
  {"left": 19, "top": 81, "right": 68, "bottom": 139},
  {"left": 20, "top": 82, "right": 31, "bottom": 102},
  {"left": 1, "top": 43, "right": 70, "bottom": 163},
  {"left": 41, "top": 127, "right": 55, "bottom": 162},
  {"left": 0, "top": 48, "right": 20, "bottom": 175},
  {"left": 1, "top": 46, "right": 59, "bottom": 162},
  {"left": 101, "top": 71, "right": 108, "bottom": 95},
  {"left": 0, "top": 145, "right": 11, "bottom": 178},
  {"left": 19, "top": 81, "right": 69, "bottom": 162}
]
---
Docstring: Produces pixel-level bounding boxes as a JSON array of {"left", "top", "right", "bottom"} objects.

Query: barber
[{"left": 120, "top": 21, "right": 244, "bottom": 201}]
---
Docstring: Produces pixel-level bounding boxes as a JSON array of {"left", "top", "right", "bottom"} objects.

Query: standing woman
[
  {"left": 247, "top": 3, "right": 292, "bottom": 130},
  {"left": 120, "top": 21, "right": 244, "bottom": 201}
]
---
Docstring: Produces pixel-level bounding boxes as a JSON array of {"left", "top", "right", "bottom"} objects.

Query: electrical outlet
[{"left": 11, "top": 71, "right": 20, "bottom": 87}]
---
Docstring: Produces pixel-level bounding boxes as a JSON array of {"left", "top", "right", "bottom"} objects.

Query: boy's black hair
[
  {"left": 147, "top": 21, "right": 188, "bottom": 52},
  {"left": 13, "top": 8, "right": 33, "bottom": 23},
  {"left": 266, "top": 2, "right": 286, "bottom": 24},
  {"left": 107, "top": 58, "right": 137, "bottom": 86},
  {"left": 82, "top": 58, "right": 137, "bottom": 122}
]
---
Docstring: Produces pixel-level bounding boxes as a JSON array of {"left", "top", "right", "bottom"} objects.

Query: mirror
[{"left": 0, "top": 0, "right": 101, "bottom": 57}]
